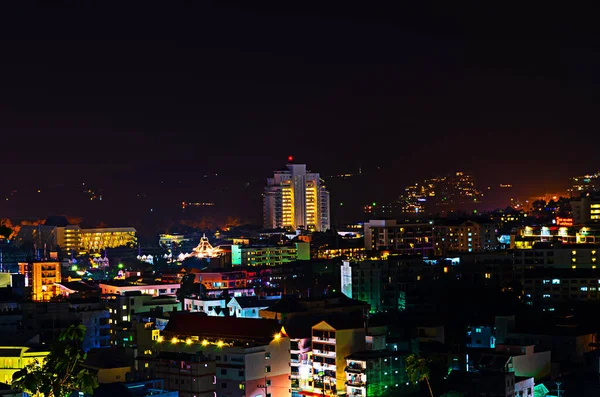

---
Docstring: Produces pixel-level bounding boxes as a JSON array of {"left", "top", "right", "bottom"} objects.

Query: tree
[
  {"left": 12, "top": 324, "right": 98, "bottom": 397},
  {"left": 0, "top": 224, "right": 12, "bottom": 240},
  {"left": 176, "top": 273, "right": 197, "bottom": 302},
  {"left": 406, "top": 353, "right": 434, "bottom": 397}
]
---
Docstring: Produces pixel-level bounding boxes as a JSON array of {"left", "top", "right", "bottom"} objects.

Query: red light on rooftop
[{"left": 288, "top": 156, "right": 293, "bottom": 162}]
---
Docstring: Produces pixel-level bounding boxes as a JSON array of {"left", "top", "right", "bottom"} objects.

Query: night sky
[{"left": 1, "top": 2, "right": 600, "bottom": 229}]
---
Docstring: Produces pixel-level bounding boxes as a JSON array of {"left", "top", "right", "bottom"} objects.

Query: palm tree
[
  {"left": 406, "top": 353, "right": 434, "bottom": 397},
  {"left": 12, "top": 324, "right": 98, "bottom": 397}
]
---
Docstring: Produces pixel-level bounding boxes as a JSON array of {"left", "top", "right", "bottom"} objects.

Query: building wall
[
  {"left": 100, "top": 283, "right": 180, "bottom": 296},
  {"left": 183, "top": 298, "right": 226, "bottom": 316},
  {"left": 0, "top": 347, "right": 49, "bottom": 385},
  {"left": 18, "top": 262, "right": 61, "bottom": 302},
  {"left": 364, "top": 220, "right": 435, "bottom": 256},
  {"left": 94, "top": 366, "right": 132, "bottom": 383}
]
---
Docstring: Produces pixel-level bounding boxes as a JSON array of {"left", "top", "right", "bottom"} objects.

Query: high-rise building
[{"left": 263, "top": 161, "right": 330, "bottom": 232}]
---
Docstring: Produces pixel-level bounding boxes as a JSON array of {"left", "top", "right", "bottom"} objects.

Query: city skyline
[{"left": 2, "top": 3, "right": 600, "bottom": 226}]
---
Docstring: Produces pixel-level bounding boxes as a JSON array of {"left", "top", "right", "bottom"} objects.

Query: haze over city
[{"left": 2, "top": 2, "right": 600, "bottom": 231}]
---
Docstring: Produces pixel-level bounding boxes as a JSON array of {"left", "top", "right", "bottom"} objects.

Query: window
[
  {"left": 122, "top": 316, "right": 127, "bottom": 321},
  {"left": 552, "top": 279, "right": 560, "bottom": 284},
  {"left": 221, "top": 369, "right": 227, "bottom": 375},
  {"left": 266, "top": 380, "right": 271, "bottom": 387},
  {"left": 475, "top": 328, "right": 482, "bottom": 333},
  {"left": 239, "top": 384, "right": 245, "bottom": 390},
  {"left": 221, "top": 383, "right": 227, "bottom": 389},
  {"left": 265, "top": 352, "right": 271, "bottom": 360},
  {"left": 265, "top": 365, "right": 271, "bottom": 373}
]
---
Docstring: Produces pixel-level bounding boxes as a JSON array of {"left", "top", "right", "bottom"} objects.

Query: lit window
[
  {"left": 552, "top": 279, "right": 560, "bottom": 284},
  {"left": 122, "top": 316, "right": 127, "bottom": 321},
  {"left": 581, "top": 287, "right": 588, "bottom": 292},
  {"left": 542, "top": 294, "right": 550, "bottom": 298},
  {"left": 475, "top": 328, "right": 482, "bottom": 333}
]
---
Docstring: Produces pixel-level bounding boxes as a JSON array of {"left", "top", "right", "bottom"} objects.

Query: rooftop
[{"left": 164, "top": 312, "right": 282, "bottom": 343}]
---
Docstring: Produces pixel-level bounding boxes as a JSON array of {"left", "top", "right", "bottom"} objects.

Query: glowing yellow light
[
  {"left": 217, "top": 340, "right": 224, "bottom": 348},
  {"left": 171, "top": 337, "right": 178, "bottom": 344},
  {"left": 157, "top": 336, "right": 164, "bottom": 343},
  {"left": 186, "top": 338, "right": 192, "bottom": 345},
  {"left": 273, "top": 333, "right": 281, "bottom": 341},
  {"left": 201, "top": 340, "right": 209, "bottom": 346}
]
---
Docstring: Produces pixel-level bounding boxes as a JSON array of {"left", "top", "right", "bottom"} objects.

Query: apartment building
[{"left": 159, "top": 313, "right": 291, "bottom": 397}]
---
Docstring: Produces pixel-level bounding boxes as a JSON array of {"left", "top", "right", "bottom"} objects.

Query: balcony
[
  {"left": 345, "top": 365, "right": 365, "bottom": 373},
  {"left": 313, "top": 336, "right": 336, "bottom": 344},
  {"left": 313, "top": 349, "right": 335, "bottom": 358},
  {"left": 346, "top": 380, "right": 365, "bottom": 388}
]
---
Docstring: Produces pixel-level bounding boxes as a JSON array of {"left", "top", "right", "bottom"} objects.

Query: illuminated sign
[{"left": 556, "top": 217, "right": 573, "bottom": 226}]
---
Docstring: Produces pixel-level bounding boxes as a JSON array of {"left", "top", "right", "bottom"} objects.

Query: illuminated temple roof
[{"left": 178, "top": 234, "right": 222, "bottom": 261}]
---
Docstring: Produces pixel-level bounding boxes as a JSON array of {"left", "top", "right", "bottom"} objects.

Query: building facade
[
  {"left": 263, "top": 162, "right": 330, "bottom": 232},
  {"left": 363, "top": 220, "right": 435, "bottom": 256},
  {"left": 231, "top": 242, "right": 310, "bottom": 266},
  {"left": 18, "top": 261, "right": 61, "bottom": 301}
]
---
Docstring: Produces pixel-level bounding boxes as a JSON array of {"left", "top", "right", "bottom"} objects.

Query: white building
[
  {"left": 263, "top": 161, "right": 330, "bottom": 232},
  {"left": 227, "top": 296, "right": 280, "bottom": 318},
  {"left": 184, "top": 297, "right": 227, "bottom": 316}
]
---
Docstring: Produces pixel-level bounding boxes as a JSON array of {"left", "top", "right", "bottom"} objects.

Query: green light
[
  {"left": 372, "top": 202, "right": 376, "bottom": 206},
  {"left": 118, "top": 263, "right": 124, "bottom": 269},
  {"left": 71, "top": 265, "right": 78, "bottom": 271}
]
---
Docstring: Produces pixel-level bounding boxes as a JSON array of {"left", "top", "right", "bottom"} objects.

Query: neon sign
[{"left": 556, "top": 217, "right": 573, "bottom": 226}]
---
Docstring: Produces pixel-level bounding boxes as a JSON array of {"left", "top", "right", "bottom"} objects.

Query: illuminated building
[
  {"left": 18, "top": 261, "right": 61, "bottom": 301},
  {"left": 513, "top": 225, "right": 600, "bottom": 249},
  {"left": 100, "top": 281, "right": 180, "bottom": 297},
  {"left": 345, "top": 350, "right": 409, "bottom": 397},
  {"left": 263, "top": 160, "right": 330, "bottom": 232},
  {"left": 514, "top": 242, "right": 600, "bottom": 270},
  {"left": 159, "top": 313, "right": 291, "bottom": 397},
  {"left": 363, "top": 220, "right": 435, "bottom": 256},
  {"left": 79, "top": 227, "right": 137, "bottom": 252},
  {"left": 434, "top": 220, "right": 498, "bottom": 255},
  {"left": 231, "top": 242, "right": 310, "bottom": 266},
  {"left": 106, "top": 293, "right": 181, "bottom": 348},
  {"left": 309, "top": 319, "right": 366, "bottom": 397},
  {"left": 571, "top": 195, "right": 600, "bottom": 224},
  {"left": 159, "top": 233, "right": 191, "bottom": 249},
  {"left": 184, "top": 296, "right": 228, "bottom": 316},
  {"left": 227, "top": 296, "right": 280, "bottom": 318},
  {"left": 0, "top": 346, "right": 50, "bottom": 384},
  {"left": 339, "top": 259, "right": 422, "bottom": 313}
]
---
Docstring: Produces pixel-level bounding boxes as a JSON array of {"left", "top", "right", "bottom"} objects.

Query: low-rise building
[
  {"left": 345, "top": 350, "right": 409, "bottom": 397},
  {"left": 137, "top": 352, "right": 216, "bottom": 397},
  {"left": 0, "top": 346, "right": 49, "bottom": 385},
  {"left": 231, "top": 242, "right": 310, "bottom": 267},
  {"left": 227, "top": 296, "right": 279, "bottom": 318},
  {"left": 100, "top": 281, "right": 180, "bottom": 297},
  {"left": 159, "top": 313, "right": 291, "bottom": 397}
]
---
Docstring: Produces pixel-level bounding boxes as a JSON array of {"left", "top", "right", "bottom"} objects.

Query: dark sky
[{"left": 1, "top": 2, "right": 600, "bottom": 227}]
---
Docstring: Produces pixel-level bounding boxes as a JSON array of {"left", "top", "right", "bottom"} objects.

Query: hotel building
[
  {"left": 18, "top": 261, "right": 61, "bottom": 301},
  {"left": 263, "top": 161, "right": 330, "bottom": 232}
]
